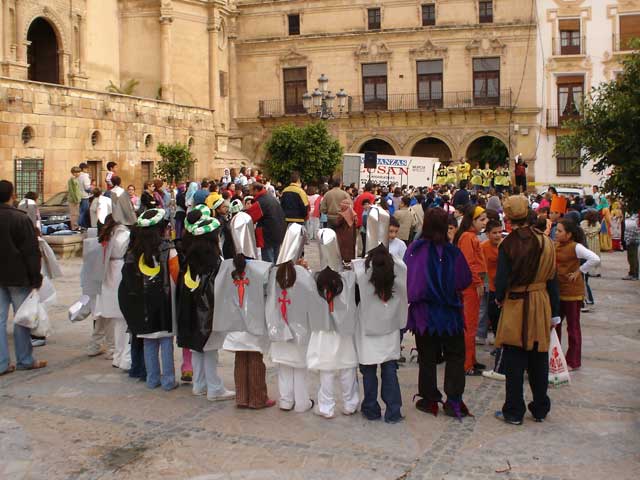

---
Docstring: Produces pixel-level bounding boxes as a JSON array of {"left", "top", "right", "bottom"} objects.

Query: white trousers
[
  {"left": 192, "top": 350, "right": 225, "bottom": 398},
  {"left": 87, "top": 316, "right": 114, "bottom": 355},
  {"left": 112, "top": 317, "right": 131, "bottom": 370},
  {"left": 277, "top": 365, "right": 312, "bottom": 412},
  {"left": 317, "top": 368, "right": 360, "bottom": 417}
]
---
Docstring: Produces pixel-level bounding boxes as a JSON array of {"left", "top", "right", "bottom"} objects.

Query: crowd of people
[{"left": 3, "top": 162, "right": 640, "bottom": 427}]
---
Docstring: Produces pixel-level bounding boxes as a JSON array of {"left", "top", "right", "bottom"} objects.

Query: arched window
[{"left": 27, "top": 18, "right": 60, "bottom": 84}]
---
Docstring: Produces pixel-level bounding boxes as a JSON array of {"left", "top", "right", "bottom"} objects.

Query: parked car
[{"left": 40, "top": 192, "right": 71, "bottom": 228}]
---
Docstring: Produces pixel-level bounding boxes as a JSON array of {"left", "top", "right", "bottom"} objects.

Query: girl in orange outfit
[{"left": 454, "top": 206, "right": 488, "bottom": 376}]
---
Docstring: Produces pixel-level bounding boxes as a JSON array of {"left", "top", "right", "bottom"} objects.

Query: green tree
[
  {"left": 557, "top": 40, "right": 640, "bottom": 211},
  {"left": 264, "top": 122, "right": 343, "bottom": 184},
  {"left": 106, "top": 79, "right": 139, "bottom": 95},
  {"left": 155, "top": 142, "right": 195, "bottom": 184},
  {"left": 470, "top": 137, "right": 509, "bottom": 168}
]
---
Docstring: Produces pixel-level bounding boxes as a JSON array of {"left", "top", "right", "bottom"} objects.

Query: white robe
[
  {"left": 353, "top": 258, "right": 405, "bottom": 365},
  {"left": 306, "top": 271, "right": 358, "bottom": 371},
  {"left": 94, "top": 225, "right": 130, "bottom": 319}
]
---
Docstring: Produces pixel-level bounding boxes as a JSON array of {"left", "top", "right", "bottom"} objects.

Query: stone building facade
[
  {"left": 535, "top": 0, "right": 639, "bottom": 188},
  {"left": 1, "top": 0, "right": 637, "bottom": 198}
]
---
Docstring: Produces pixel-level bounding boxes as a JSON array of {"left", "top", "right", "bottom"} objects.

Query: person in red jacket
[{"left": 454, "top": 205, "right": 488, "bottom": 376}]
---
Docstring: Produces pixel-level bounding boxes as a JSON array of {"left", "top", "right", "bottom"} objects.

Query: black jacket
[
  {"left": 0, "top": 204, "right": 42, "bottom": 288},
  {"left": 256, "top": 191, "right": 286, "bottom": 248}
]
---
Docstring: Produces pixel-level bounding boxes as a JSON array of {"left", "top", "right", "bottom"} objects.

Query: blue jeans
[
  {"left": 0, "top": 286, "right": 34, "bottom": 372},
  {"left": 79, "top": 198, "right": 90, "bottom": 228},
  {"left": 359, "top": 361, "right": 402, "bottom": 422},
  {"left": 261, "top": 244, "right": 280, "bottom": 264},
  {"left": 129, "top": 334, "right": 146, "bottom": 380},
  {"left": 477, "top": 290, "right": 489, "bottom": 338},
  {"left": 143, "top": 337, "right": 176, "bottom": 390}
]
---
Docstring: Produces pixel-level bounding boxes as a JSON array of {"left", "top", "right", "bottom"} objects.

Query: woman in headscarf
[
  {"left": 597, "top": 197, "right": 612, "bottom": 252},
  {"left": 334, "top": 198, "right": 357, "bottom": 264}
]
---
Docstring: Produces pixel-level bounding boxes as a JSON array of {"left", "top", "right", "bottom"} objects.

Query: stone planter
[{"left": 44, "top": 233, "right": 85, "bottom": 259}]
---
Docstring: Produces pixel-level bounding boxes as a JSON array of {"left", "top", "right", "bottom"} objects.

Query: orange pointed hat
[{"left": 550, "top": 195, "right": 568, "bottom": 214}]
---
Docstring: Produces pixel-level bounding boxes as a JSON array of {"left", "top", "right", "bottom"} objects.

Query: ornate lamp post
[{"left": 302, "top": 74, "right": 348, "bottom": 119}]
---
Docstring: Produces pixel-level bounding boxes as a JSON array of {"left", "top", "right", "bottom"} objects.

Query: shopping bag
[
  {"left": 68, "top": 295, "right": 92, "bottom": 323},
  {"left": 39, "top": 276, "right": 57, "bottom": 307},
  {"left": 13, "top": 290, "right": 40, "bottom": 329},
  {"left": 548, "top": 329, "right": 571, "bottom": 387},
  {"left": 31, "top": 304, "right": 51, "bottom": 337}
]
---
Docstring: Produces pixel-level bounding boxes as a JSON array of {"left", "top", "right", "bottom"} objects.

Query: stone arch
[
  {"left": 463, "top": 133, "right": 510, "bottom": 169},
  {"left": 406, "top": 133, "right": 455, "bottom": 161},
  {"left": 350, "top": 134, "right": 400, "bottom": 155},
  {"left": 27, "top": 18, "right": 61, "bottom": 84},
  {"left": 460, "top": 131, "right": 510, "bottom": 160},
  {"left": 23, "top": 7, "right": 69, "bottom": 54}
]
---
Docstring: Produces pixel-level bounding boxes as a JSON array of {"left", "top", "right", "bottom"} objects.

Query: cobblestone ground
[{"left": 1, "top": 245, "right": 639, "bottom": 480}]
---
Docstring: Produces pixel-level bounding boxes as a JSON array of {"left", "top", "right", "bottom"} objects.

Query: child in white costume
[
  {"left": 307, "top": 228, "right": 360, "bottom": 418},
  {"left": 353, "top": 206, "right": 408, "bottom": 423},
  {"left": 266, "top": 223, "right": 326, "bottom": 413},
  {"left": 215, "top": 212, "right": 275, "bottom": 409}
]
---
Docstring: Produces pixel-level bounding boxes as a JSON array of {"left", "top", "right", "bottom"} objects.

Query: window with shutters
[
  {"left": 362, "top": 63, "right": 388, "bottom": 110},
  {"left": 283, "top": 67, "right": 307, "bottom": 114},
  {"left": 417, "top": 60, "right": 443, "bottom": 108},
  {"left": 368, "top": 8, "right": 381, "bottom": 30},
  {"left": 556, "top": 148, "right": 581, "bottom": 176},
  {"left": 473, "top": 57, "right": 500, "bottom": 106},
  {"left": 288, "top": 14, "right": 300, "bottom": 36},
  {"left": 422, "top": 4, "right": 436, "bottom": 26},
  {"left": 619, "top": 14, "right": 640, "bottom": 51},
  {"left": 559, "top": 19, "right": 581, "bottom": 55},
  {"left": 557, "top": 76, "right": 584, "bottom": 122},
  {"left": 479, "top": 1, "right": 493, "bottom": 24}
]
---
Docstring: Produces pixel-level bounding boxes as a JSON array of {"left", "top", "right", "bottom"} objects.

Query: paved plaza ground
[{"left": 1, "top": 245, "right": 639, "bottom": 480}]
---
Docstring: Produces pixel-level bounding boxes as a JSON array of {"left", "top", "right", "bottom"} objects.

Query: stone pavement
[{"left": 1, "top": 245, "right": 639, "bottom": 480}]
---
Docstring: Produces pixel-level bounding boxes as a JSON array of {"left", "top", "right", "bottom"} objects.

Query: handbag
[{"left": 548, "top": 329, "right": 571, "bottom": 387}]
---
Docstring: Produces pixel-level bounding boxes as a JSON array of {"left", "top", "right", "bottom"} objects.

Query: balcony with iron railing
[
  {"left": 546, "top": 108, "right": 582, "bottom": 129},
  {"left": 258, "top": 89, "right": 512, "bottom": 118},
  {"left": 552, "top": 36, "right": 586, "bottom": 56}
]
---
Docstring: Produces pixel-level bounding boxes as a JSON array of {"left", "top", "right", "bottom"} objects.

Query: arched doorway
[
  {"left": 27, "top": 18, "right": 60, "bottom": 84},
  {"left": 411, "top": 137, "right": 452, "bottom": 161},
  {"left": 358, "top": 138, "right": 396, "bottom": 155},
  {"left": 466, "top": 136, "right": 509, "bottom": 168}
]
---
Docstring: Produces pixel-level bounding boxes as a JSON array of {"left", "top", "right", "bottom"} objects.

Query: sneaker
[
  {"left": 580, "top": 307, "right": 590, "bottom": 313},
  {"left": 341, "top": 408, "right": 358, "bottom": 416},
  {"left": 313, "top": 407, "right": 335, "bottom": 419},
  {"left": 475, "top": 336, "right": 487, "bottom": 345},
  {"left": 207, "top": 389, "right": 236, "bottom": 402},
  {"left": 192, "top": 388, "right": 207, "bottom": 396},
  {"left": 87, "top": 347, "right": 105, "bottom": 357},
  {"left": 181, "top": 371, "right": 193, "bottom": 383},
  {"left": 31, "top": 338, "right": 46, "bottom": 347},
  {"left": 622, "top": 275, "right": 639, "bottom": 281},
  {"left": 482, "top": 369, "right": 506, "bottom": 381},
  {"left": 495, "top": 411, "right": 523, "bottom": 425},
  {"left": 465, "top": 368, "right": 483, "bottom": 376},
  {"left": 474, "top": 362, "right": 486, "bottom": 370}
]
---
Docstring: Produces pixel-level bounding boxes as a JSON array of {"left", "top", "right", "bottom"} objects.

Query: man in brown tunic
[{"left": 494, "top": 196, "right": 560, "bottom": 425}]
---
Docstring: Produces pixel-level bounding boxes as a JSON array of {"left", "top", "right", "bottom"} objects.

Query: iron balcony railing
[
  {"left": 552, "top": 36, "right": 586, "bottom": 56},
  {"left": 546, "top": 108, "right": 582, "bottom": 128},
  {"left": 258, "top": 89, "right": 512, "bottom": 118}
]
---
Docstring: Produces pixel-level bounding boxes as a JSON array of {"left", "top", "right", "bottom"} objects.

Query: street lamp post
[{"left": 302, "top": 74, "right": 348, "bottom": 119}]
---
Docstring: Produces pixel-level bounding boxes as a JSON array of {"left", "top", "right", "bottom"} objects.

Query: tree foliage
[
  {"left": 470, "top": 137, "right": 509, "bottom": 168},
  {"left": 264, "top": 122, "right": 343, "bottom": 184},
  {"left": 106, "top": 79, "right": 140, "bottom": 96},
  {"left": 155, "top": 142, "right": 194, "bottom": 184},
  {"left": 557, "top": 40, "right": 640, "bottom": 211}
]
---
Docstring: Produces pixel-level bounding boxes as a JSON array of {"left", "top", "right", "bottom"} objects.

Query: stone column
[
  {"left": 228, "top": 33, "right": 238, "bottom": 124},
  {"left": 79, "top": 15, "right": 87, "bottom": 75},
  {"left": 207, "top": 21, "right": 219, "bottom": 122},
  {"left": 14, "top": 0, "right": 25, "bottom": 63},
  {"left": 159, "top": 15, "right": 173, "bottom": 101},
  {"left": 0, "top": 0, "right": 4, "bottom": 62}
]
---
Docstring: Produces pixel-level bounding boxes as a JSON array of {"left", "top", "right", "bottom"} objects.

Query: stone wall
[{"left": 0, "top": 76, "right": 217, "bottom": 199}]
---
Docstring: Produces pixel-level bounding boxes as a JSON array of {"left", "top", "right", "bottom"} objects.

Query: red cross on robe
[
  {"left": 278, "top": 289, "right": 291, "bottom": 325},
  {"left": 233, "top": 275, "right": 250, "bottom": 308}
]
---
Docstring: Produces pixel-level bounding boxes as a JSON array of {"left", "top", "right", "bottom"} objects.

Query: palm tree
[{"left": 105, "top": 79, "right": 140, "bottom": 96}]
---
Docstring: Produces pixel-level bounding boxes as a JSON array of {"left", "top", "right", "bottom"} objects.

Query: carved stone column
[
  {"left": 14, "top": 0, "right": 25, "bottom": 63},
  {"left": 0, "top": 0, "right": 4, "bottom": 62},
  {"left": 228, "top": 31, "right": 238, "bottom": 124},
  {"left": 208, "top": 21, "right": 219, "bottom": 122},
  {"left": 159, "top": 15, "right": 174, "bottom": 101}
]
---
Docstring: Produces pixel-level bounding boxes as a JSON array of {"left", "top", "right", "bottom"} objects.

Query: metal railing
[
  {"left": 552, "top": 36, "right": 586, "bottom": 56},
  {"left": 258, "top": 89, "right": 512, "bottom": 118},
  {"left": 546, "top": 108, "right": 582, "bottom": 128}
]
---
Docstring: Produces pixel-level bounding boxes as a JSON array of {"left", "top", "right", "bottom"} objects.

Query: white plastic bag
[
  {"left": 68, "top": 295, "right": 92, "bottom": 323},
  {"left": 548, "top": 329, "right": 571, "bottom": 387},
  {"left": 31, "top": 304, "right": 51, "bottom": 337},
  {"left": 39, "top": 277, "right": 57, "bottom": 307},
  {"left": 13, "top": 290, "right": 40, "bottom": 329}
]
